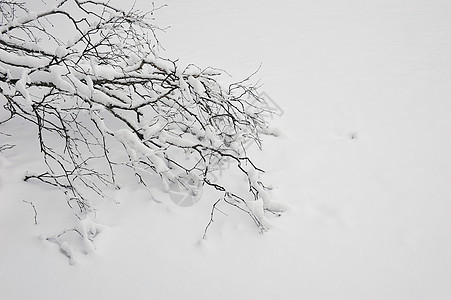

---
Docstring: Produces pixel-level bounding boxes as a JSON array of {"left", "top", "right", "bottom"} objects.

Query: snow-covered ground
[{"left": 1, "top": 0, "right": 451, "bottom": 299}]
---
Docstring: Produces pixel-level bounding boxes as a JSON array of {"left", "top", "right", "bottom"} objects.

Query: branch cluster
[{"left": 0, "top": 0, "right": 286, "bottom": 234}]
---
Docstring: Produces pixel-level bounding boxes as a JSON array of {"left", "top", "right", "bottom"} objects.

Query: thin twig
[
  {"left": 23, "top": 200, "right": 38, "bottom": 225},
  {"left": 202, "top": 198, "right": 222, "bottom": 240}
]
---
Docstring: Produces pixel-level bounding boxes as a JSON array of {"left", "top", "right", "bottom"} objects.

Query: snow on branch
[{"left": 0, "top": 0, "right": 285, "bottom": 238}]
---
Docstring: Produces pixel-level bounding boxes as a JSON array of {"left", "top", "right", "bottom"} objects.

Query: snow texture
[{"left": 1, "top": 0, "right": 451, "bottom": 299}]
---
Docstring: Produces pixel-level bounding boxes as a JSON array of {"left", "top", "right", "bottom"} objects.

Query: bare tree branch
[{"left": 0, "top": 0, "right": 286, "bottom": 236}]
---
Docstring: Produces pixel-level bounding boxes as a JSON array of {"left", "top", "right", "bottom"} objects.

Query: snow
[
  {"left": 0, "top": 47, "right": 49, "bottom": 68},
  {"left": 14, "top": 71, "right": 31, "bottom": 105},
  {"left": 143, "top": 56, "right": 175, "bottom": 73},
  {"left": 93, "top": 65, "right": 123, "bottom": 81},
  {"left": 247, "top": 198, "right": 273, "bottom": 229},
  {"left": 179, "top": 76, "right": 194, "bottom": 102},
  {"left": 187, "top": 75, "right": 205, "bottom": 95},
  {"left": 159, "top": 131, "right": 197, "bottom": 148},
  {"left": 114, "top": 128, "right": 170, "bottom": 174},
  {"left": 1, "top": 0, "right": 451, "bottom": 299}
]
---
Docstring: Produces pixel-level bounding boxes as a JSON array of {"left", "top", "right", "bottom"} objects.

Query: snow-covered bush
[{"left": 0, "top": 0, "right": 285, "bottom": 237}]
